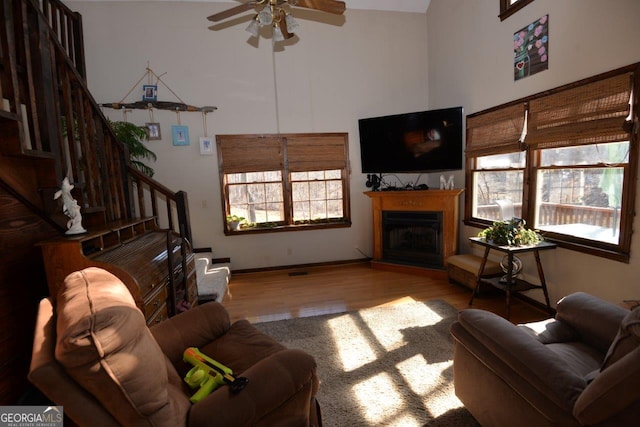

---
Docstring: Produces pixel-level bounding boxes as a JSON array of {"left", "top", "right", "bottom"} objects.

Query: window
[
  {"left": 217, "top": 133, "right": 351, "bottom": 234},
  {"left": 465, "top": 64, "right": 638, "bottom": 262},
  {"left": 499, "top": 0, "right": 535, "bottom": 21}
]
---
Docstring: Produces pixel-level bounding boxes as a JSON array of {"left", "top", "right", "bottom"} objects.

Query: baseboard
[{"left": 233, "top": 258, "right": 371, "bottom": 274}]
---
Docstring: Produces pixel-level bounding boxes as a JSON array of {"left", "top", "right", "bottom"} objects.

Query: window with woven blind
[
  {"left": 465, "top": 63, "right": 639, "bottom": 262},
  {"left": 216, "top": 133, "right": 351, "bottom": 234}
]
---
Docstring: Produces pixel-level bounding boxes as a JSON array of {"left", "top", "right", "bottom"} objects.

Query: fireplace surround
[{"left": 365, "top": 189, "right": 464, "bottom": 276}]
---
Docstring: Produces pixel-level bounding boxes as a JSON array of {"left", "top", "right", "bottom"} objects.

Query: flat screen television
[{"left": 358, "top": 106, "right": 463, "bottom": 173}]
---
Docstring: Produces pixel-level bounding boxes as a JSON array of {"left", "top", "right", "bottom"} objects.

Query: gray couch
[{"left": 450, "top": 292, "right": 640, "bottom": 426}]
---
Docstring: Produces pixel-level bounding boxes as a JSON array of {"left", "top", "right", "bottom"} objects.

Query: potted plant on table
[
  {"left": 477, "top": 218, "right": 542, "bottom": 247},
  {"left": 478, "top": 218, "right": 543, "bottom": 282},
  {"left": 226, "top": 215, "right": 246, "bottom": 231}
]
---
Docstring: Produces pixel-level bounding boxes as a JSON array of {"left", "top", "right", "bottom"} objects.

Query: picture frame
[
  {"left": 199, "top": 137, "right": 214, "bottom": 155},
  {"left": 172, "top": 125, "right": 190, "bottom": 146},
  {"left": 145, "top": 122, "right": 161, "bottom": 140},
  {"left": 142, "top": 84, "right": 157, "bottom": 102}
]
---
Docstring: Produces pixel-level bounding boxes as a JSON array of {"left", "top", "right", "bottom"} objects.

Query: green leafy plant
[
  {"left": 226, "top": 215, "right": 246, "bottom": 231},
  {"left": 108, "top": 120, "right": 157, "bottom": 177},
  {"left": 478, "top": 218, "right": 542, "bottom": 246}
]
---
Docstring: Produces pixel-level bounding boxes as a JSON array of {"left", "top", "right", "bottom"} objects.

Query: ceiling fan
[{"left": 207, "top": 0, "right": 346, "bottom": 41}]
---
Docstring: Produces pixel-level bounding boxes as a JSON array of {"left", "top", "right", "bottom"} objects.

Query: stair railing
[{"left": 0, "top": 0, "right": 191, "bottom": 239}]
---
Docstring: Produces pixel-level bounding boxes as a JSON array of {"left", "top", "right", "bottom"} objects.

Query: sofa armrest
[
  {"left": 555, "top": 292, "right": 628, "bottom": 352},
  {"left": 28, "top": 298, "right": 120, "bottom": 427},
  {"left": 573, "top": 347, "right": 640, "bottom": 425},
  {"left": 453, "top": 309, "right": 586, "bottom": 412},
  {"left": 150, "top": 302, "right": 232, "bottom": 364},
  {"left": 187, "top": 348, "right": 318, "bottom": 427}
]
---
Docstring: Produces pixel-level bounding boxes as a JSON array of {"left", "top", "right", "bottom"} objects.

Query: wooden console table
[{"left": 468, "top": 237, "right": 556, "bottom": 318}]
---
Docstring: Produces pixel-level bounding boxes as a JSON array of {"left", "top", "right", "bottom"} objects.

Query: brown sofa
[
  {"left": 450, "top": 292, "right": 640, "bottom": 426},
  {"left": 29, "top": 267, "right": 321, "bottom": 426}
]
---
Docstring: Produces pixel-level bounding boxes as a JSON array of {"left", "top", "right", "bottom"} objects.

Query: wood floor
[{"left": 221, "top": 261, "right": 551, "bottom": 324}]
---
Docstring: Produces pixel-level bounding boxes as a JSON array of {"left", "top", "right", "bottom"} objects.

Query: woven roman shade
[
  {"left": 217, "top": 135, "right": 283, "bottom": 173},
  {"left": 526, "top": 72, "right": 633, "bottom": 149},
  {"left": 466, "top": 103, "right": 527, "bottom": 157},
  {"left": 286, "top": 134, "right": 348, "bottom": 172}
]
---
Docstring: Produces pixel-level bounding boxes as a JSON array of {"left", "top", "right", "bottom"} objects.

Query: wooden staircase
[{"left": 0, "top": 0, "right": 192, "bottom": 403}]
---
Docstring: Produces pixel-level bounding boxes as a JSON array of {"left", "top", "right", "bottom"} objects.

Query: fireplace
[
  {"left": 365, "top": 189, "right": 463, "bottom": 276},
  {"left": 382, "top": 211, "right": 443, "bottom": 268}
]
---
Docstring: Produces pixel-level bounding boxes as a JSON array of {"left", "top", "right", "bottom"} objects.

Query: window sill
[{"left": 224, "top": 220, "right": 352, "bottom": 236}]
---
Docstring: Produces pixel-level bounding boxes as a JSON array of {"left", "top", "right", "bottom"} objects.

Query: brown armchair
[
  {"left": 29, "top": 267, "right": 321, "bottom": 426},
  {"left": 450, "top": 292, "right": 640, "bottom": 427}
]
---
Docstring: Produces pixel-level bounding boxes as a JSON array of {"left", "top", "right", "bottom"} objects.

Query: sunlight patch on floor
[
  {"left": 352, "top": 372, "right": 421, "bottom": 426},
  {"left": 328, "top": 314, "right": 377, "bottom": 371},
  {"left": 397, "top": 356, "right": 463, "bottom": 417},
  {"left": 360, "top": 298, "right": 444, "bottom": 352}
]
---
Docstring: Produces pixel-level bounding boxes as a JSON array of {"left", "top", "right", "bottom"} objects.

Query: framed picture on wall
[
  {"left": 142, "top": 84, "right": 157, "bottom": 102},
  {"left": 199, "top": 137, "right": 214, "bottom": 155},
  {"left": 172, "top": 125, "right": 190, "bottom": 146},
  {"left": 145, "top": 122, "right": 161, "bottom": 140}
]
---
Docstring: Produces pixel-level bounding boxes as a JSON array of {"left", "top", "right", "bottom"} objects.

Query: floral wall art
[{"left": 514, "top": 14, "right": 549, "bottom": 81}]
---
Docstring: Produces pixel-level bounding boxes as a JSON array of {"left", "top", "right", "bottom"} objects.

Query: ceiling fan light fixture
[
  {"left": 245, "top": 17, "right": 260, "bottom": 37},
  {"left": 258, "top": 6, "right": 273, "bottom": 26},
  {"left": 285, "top": 13, "right": 300, "bottom": 33},
  {"left": 273, "top": 24, "right": 285, "bottom": 42}
]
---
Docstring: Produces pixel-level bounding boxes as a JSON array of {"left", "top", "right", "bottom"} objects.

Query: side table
[{"left": 468, "top": 237, "right": 556, "bottom": 318}]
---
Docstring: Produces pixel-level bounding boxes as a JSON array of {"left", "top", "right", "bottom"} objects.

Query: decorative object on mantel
[
  {"left": 439, "top": 174, "right": 454, "bottom": 190},
  {"left": 207, "top": 0, "right": 346, "bottom": 42},
  {"left": 54, "top": 177, "right": 86, "bottom": 235}
]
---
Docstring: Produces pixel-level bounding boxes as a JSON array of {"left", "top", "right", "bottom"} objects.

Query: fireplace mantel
[{"left": 365, "top": 189, "right": 464, "bottom": 276}]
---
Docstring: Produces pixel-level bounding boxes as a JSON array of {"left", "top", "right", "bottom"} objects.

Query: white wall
[
  {"left": 69, "top": 1, "right": 429, "bottom": 270},
  {"left": 427, "top": 0, "right": 640, "bottom": 304}
]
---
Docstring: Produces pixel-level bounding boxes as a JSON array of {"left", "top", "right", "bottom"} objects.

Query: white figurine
[{"left": 54, "top": 177, "right": 86, "bottom": 235}]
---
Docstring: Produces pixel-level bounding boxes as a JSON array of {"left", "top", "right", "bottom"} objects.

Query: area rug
[{"left": 253, "top": 298, "right": 480, "bottom": 427}]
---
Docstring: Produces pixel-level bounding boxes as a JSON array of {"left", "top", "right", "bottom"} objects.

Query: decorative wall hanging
[
  {"left": 100, "top": 65, "right": 217, "bottom": 113},
  {"left": 146, "top": 122, "right": 161, "bottom": 140},
  {"left": 142, "top": 84, "right": 157, "bottom": 102},
  {"left": 199, "top": 109, "right": 214, "bottom": 155},
  {"left": 514, "top": 14, "right": 549, "bottom": 81},
  {"left": 172, "top": 125, "right": 190, "bottom": 146},
  {"left": 200, "top": 137, "right": 214, "bottom": 155}
]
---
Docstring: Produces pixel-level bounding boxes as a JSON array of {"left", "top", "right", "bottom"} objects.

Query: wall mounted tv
[{"left": 358, "top": 106, "right": 463, "bottom": 173}]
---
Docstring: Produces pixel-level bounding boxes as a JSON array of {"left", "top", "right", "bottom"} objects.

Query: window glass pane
[
  {"left": 477, "top": 152, "right": 525, "bottom": 169},
  {"left": 291, "top": 169, "right": 344, "bottom": 221},
  {"left": 227, "top": 171, "right": 284, "bottom": 224},
  {"left": 325, "top": 170, "right": 341, "bottom": 179},
  {"left": 535, "top": 167, "right": 623, "bottom": 244},
  {"left": 472, "top": 169, "right": 523, "bottom": 221},
  {"left": 540, "top": 142, "right": 629, "bottom": 167},
  {"left": 291, "top": 171, "right": 308, "bottom": 181}
]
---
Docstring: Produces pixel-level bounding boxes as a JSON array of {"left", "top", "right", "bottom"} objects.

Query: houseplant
[
  {"left": 226, "top": 215, "right": 246, "bottom": 231},
  {"left": 108, "top": 120, "right": 157, "bottom": 177},
  {"left": 477, "top": 218, "right": 542, "bottom": 246}
]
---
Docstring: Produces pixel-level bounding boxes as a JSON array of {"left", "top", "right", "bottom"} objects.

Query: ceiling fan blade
[
  {"left": 292, "top": 0, "right": 346, "bottom": 15},
  {"left": 207, "top": 2, "right": 256, "bottom": 22}
]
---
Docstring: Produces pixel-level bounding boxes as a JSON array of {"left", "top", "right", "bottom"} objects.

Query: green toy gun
[{"left": 183, "top": 347, "right": 249, "bottom": 403}]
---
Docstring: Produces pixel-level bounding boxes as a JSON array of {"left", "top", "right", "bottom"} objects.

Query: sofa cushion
[
  {"left": 601, "top": 306, "right": 640, "bottom": 370},
  {"left": 55, "top": 267, "right": 190, "bottom": 426}
]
